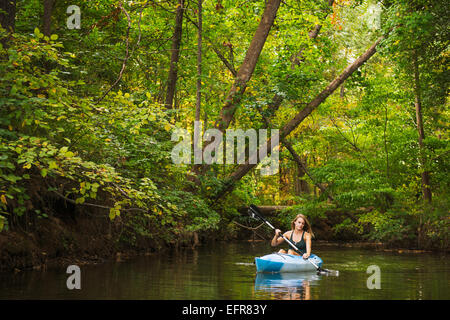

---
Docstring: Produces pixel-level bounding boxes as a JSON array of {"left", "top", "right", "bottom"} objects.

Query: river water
[{"left": 0, "top": 241, "right": 448, "bottom": 300}]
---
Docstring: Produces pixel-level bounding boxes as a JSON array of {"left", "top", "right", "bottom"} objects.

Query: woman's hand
[
  {"left": 272, "top": 229, "right": 287, "bottom": 247},
  {"left": 271, "top": 229, "right": 282, "bottom": 247},
  {"left": 302, "top": 253, "right": 310, "bottom": 259}
]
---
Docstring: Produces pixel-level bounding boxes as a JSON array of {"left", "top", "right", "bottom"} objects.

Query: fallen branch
[{"left": 50, "top": 189, "right": 148, "bottom": 214}]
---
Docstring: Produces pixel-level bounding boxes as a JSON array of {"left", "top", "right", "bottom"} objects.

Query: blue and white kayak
[{"left": 255, "top": 253, "right": 323, "bottom": 273}]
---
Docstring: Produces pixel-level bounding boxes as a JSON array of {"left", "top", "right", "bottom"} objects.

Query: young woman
[{"left": 271, "top": 214, "right": 315, "bottom": 259}]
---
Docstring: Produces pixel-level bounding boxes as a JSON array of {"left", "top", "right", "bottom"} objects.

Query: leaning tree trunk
[
  {"left": 165, "top": 0, "right": 184, "bottom": 109},
  {"left": 213, "top": 0, "right": 282, "bottom": 132},
  {"left": 215, "top": 36, "right": 384, "bottom": 199}
]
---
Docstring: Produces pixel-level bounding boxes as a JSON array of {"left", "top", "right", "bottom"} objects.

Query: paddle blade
[
  {"left": 248, "top": 204, "right": 263, "bottom": 221},
  {"left": 248, "top": 206, "right": 257, "bottom": 219},
  {"left": 319, "top": 268, "right": 339, "bottom": 276}
]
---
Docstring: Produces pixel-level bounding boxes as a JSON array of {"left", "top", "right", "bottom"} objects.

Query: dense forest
[{"left": 0, "top": 0, "right": 448, "bottom": 270}]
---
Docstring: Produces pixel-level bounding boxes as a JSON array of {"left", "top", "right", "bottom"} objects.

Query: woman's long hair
[{"left": 291, "top": 214, "right": 315, "bottom": 238}]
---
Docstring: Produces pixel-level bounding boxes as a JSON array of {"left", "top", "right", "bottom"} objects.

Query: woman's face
[{"left": 294, "top": 217, "right": 305, "bottom": 231}]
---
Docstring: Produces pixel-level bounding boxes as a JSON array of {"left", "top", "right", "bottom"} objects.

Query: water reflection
[{"left": 254, "top": 272, "right": 320, "bottom": 300}]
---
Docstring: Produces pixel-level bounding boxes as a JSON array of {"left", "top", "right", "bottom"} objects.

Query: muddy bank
[
  {"left": 313, "top": 240, "right": 436, "bottom": 254},
  {"left": 0, "top": 212, "right": 199, "bottom": 273}
]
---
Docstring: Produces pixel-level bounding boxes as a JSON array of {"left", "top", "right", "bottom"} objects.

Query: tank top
[{"left": 287, "top": 230, "right": 306, "bottom": 254}]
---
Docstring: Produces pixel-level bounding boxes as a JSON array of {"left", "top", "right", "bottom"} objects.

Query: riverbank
[{"left": 0, "top": 212, "right": 183, "bottom": 273}]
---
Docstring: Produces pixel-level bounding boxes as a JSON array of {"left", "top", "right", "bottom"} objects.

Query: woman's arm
[
  {"left": 271, "top": 229, "right": 287, "bottom": 247},
  {"left": 303, "top": 232, "right": 311, "bottom": 259}
]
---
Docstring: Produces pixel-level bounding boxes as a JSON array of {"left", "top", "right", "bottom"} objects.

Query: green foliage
[
  {"left": 0, "top": 30, "right": 219, "bottom": 240},
  {"left": 356, "top": 209, "right": 412, "bottom": 242},
  {"left": 333, "top": 217, "right": 361, "bottom": 239},
  {"left": 283, "top": 199, "right": 334, "bottom": 221},
  {"left": 159, "top": 190, "right": 220, "bottom": 232},
  {"left": 421, "top": 196, "right": 450, "bottom": 249}
]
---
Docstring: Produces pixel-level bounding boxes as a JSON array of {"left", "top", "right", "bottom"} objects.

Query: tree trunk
[
  {"left": 42, "top": 0, "right": 54, "bottom": 37},
  {"left": 194, "top": 0, "right": 202, "bottom": 140},
  {"left": 241, "top": 205, "right": 288, "bottom": 215},
  {"left": 383, "top": 105, "right": 389, "bottom": 180},
  {"left": 413, "top": 52, "right": 432, "bottom": 203},
  {"left": 184, "top": 14, "right": 237, "bottom": 76},
  {"left": 296, "top": 156, "right": 310, "bottom": 194},
  {"left": 0, "top": 0, "right": 16, "bottom": 32},
  {"left": 0, "top": 0, "right": 16, "bottom": 47},
  {"left": 195, "top": 0, "right": 202, "bottom": 123},
  {"left": 191, "top": 0, "right": 203, "bottom": 178},
  {"left": 296, "top": 158, "right": 309, "bottom": 194},
  {"left": 216, "top": 36, "right": 384, "bottom": 199},
  {"left": 165, "top": 0, "right": 184, "bottom": 109}
]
